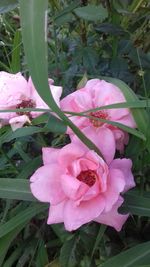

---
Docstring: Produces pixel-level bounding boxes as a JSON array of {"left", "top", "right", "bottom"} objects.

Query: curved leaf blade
[
  {"left": 0, "top": 178, "right": 36, "bottom": 201},
  {"left": 100, "top": 241, "right": 150, "bottom": 267}
]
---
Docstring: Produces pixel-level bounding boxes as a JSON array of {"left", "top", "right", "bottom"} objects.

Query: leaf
[
  {"left": 77, "top": 72, "right": 88, "bottom": 90},
  {"left": 74, "top": 5, "right": 108, "bottom": 22},
  {"left": 36, "top": 239, "right": 49, "bottom": 267},
  {"left": 91, "top": 224, "right": 107, "bottom": 257},
  {"left": 54, "top": 1, "right": 80, "bottom": 26},
  {"left": 0, "top": 203, "right": 48, "bottom": 238},
  {"left": 0, "top": 223, "right": 26, "bottom": 266},
  {"left": 3, "top": 246, "right": 22, "bottom": 267},
  {"left": 0, "top": 126, "right": 46, "bottom": 145},
  {"left": 0, "top": 178, "right": 36, "bottom": 201},
  {"left": 16, "top": 156, "right": 42, "bottom": 179},
  {"left": 100, "top": 241, "right": 150, "bottom": 267},
  {"left": 19, "top": 0, "right": 104, "bottom": 159},
  {"left": 102, "top": 77, "right": 148, "bottom": 139},
  {"left": 45, "top": 114, "right": 67, "bottom": 134},
  {"left": 122, "top": 192, "right": 150, "bottom": 217},
  {"left": 19, "top": 0, "right": 52, "bottom": 107},
  {"left": 10, "top": 29, "right": 21, "bottom": 73},
  {"left": 0, "top": 0, "right": 18, "bottom": 13},
  {"left": 95, "top": 23, "right": 126, "bottom": 35},
  {"left": 59, "top": 235, "right": 82, "bottom": 267}
]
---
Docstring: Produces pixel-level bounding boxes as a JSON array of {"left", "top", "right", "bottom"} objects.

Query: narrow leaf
[
  {"left": 100, "top": 241, "right": 150, "bottom": 267},
  {"left": 11, "top": 29, "right": 21, "bottom": 73},
  {"left": 0, "top": 178, "right": 36, "bottom": 201},
  {"left": 19, "top": 0, "right": 104, "bottom": 158},
  {"left": 122, "top": 192, "right": 150, "bottom": 217},
  {"left": 0, "top": 0, "right": 18, "bottom": 14},
  {"left": 0, "top": 203, "right": 47, "bottom": 238},
  {"left": 0, "top": 223, "right": 26, "bottom": 266}
]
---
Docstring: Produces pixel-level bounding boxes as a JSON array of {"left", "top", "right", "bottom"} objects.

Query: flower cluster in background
[{"left": 0, "top": 71, "right": 62, "bottom": 130}]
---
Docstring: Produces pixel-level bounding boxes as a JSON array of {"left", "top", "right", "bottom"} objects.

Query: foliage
[{"left": 0, "top": 0, "right": 150, "bottom": 266}]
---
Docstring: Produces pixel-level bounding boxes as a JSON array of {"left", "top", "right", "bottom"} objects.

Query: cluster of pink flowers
[
  {"left": 0, "top": 71, "right": 62, "bottom": 130},
  {"left": 0, "top": 71, "right": 136, "bottom": 231}
]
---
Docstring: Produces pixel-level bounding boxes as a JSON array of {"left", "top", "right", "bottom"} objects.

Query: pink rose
[
  {"left": 30, "top": 142, "right": 135, "bottom": 231},
  {"left": 60, "top": 79, "right": 136, "bottom": 152},
  {"left": 0, "top": 72, "right": 62, "bottom": 130}
]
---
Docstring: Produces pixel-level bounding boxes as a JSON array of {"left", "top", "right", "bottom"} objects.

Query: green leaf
[
  {"left": 19, "top": 0, "right": 104, "bottom": 159},
  {"left": 16, "top": 156, "right": 42, "bottom": 179},
  {"left": 10, "top": 29, "right": 21, "bottom": 73},
  {"left": 0, "top": 126, "right": 46, "bottom": 145},
  {"left": 19, "top": 0, "right": 52, "bottom": 107},
  {"left": 0, "top": 0, "right": 18, "bottom": 13},
  {"left": 3, "top": 246, "right": 22, "bottom": 267},
  {"left": 77, "top": 72, "right": 88, "bottom": 90},
  {"left": 45, "top": 114, "right": 67, "bottom": 134},
  {"left": 122, "top": 192, "right": 150, "bottom": 217},
  {"left": 36, "top": 239, "right": 49, "bottom": 267},
  {"left": 0, "top": 223, "right": 26, "bottom": 266},
  {"left": 67, "top": 112, "right": 146, "bottom": 140},
  {"left": 0, "top": 178, "right": 36, "bottom": 201},
  {"left": 91, "top": 224, "right": 107, "bottom": 257},
  {"left": 100, "top": 241, "right": 150, "bottom": 267},
  {"left": 74, "top": 5, "right": 108, "bottom": 22},
  {"left": 0, "top": 203, "right": 47, "bottom": 238},
  {"left": 102, "top": 77, "right": 148, "bottom": 138},
  {"left": 59, "top": 235, "right": 82, "bottom": 267},
  {"left": 54, "top": 1, "right": 80, "bottom": 26}
]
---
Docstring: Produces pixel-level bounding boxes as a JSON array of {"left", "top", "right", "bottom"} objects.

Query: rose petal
[
  {"left": 42, "top": 147, "right": 60, "bottom": 165},
  {"left": 110, "top": 159, "right": 135, "bottom": 192},
  {"left": 9, "top": 115, "right": 30, "bottom": 131},
  {"left": 47, "top": 201, "right": 66, "bottom": 224},
  {"left": 95, "top": 197, "right": 129, "bottom": 231},
  {"left": 63, "top": 195, "right": 105, "bottom": 231},
  {"left": 58, "top": 143, "right": 85, "bottom": 168},
  {"left": 102, "top": 168, "right": 125, "bottom": 212},
  {"left": 72, "top": 127, "right": 116, "bottom": 164},
  {"left": 30, "top": 164, "right": 66, "bottom": 204},
  {"left": 61, "top": 174, "right": 88, "bottom": 200}
]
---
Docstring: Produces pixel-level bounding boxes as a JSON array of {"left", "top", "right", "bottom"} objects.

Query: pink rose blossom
[
  {"left": 60, "top": 79, "right": 136, "bottom": 152},
  {"left": 30, "top": 142, "right": 135, "bottom": 232},
  {"left": 0, "top": 71, "right": 62, "bottom": 130}
]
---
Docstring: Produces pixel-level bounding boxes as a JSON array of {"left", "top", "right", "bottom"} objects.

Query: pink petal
[
  {"left": 30, "top": 164, "right": 66, "bottom": 204},
  {"left": 102, "top": 168, "right": 125, "bottom": 212},
  {"left": 9, "top": 115, "right": 30, "bottom": 131},
  {"left": 28, "top": 77, "right": 62, "bottom": 117},
  {"left": 116, "top": 115, "right": 136, "bottom": 128},
  {"left": 112, "top": 129, "right": 129, "bottom": 153},
  {"left": 110, "top": 159, "right": 135, "bottom": 192},
  {"left": 95, "top": 197, "right": 129, "bottom": 231},
  {"left": 47, "top": 201, "right": 66, "bottom": 224},
  {"left": 84, "top": 79, "right": 101, "bottom": 91},
  {"left": 72, "top": 127, "right": 115, "bottom": 164},
  {"left": 90, "top": 80, "right": 128, "bottom": 119},
  {"left": 42, "top": 147, "right": 60, "bottom": 165},
  {"left": 63, "top": 195, "right": 105, "bottom": 231},
  {"left": 50, "top": 84, "right": 62, "bottom": 107},
  {"left": 81, "top": 179, "right": 100, "bottom": 201},
  {"left": 58, "top": 143, "right": 85, "bottom": 169},
  {"left": 61, "top": 89, "right": 92, "bottom": 113},
  {"left": 0, "top": 72, "right": 29, "bottom": 107},
  {"left": 61, "top": 174, "right": 89, "bottom": 200}
]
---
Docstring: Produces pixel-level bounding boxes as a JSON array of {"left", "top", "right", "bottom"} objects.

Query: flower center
[
  {"left": 89, "top": 110, "right": 108, "bottom": 127},
  {"left": 16, "top": 100, "right": 36, "bottom": 117},
  {"left": 77, "top": 170, "right": 98, "bottom": 187}
]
